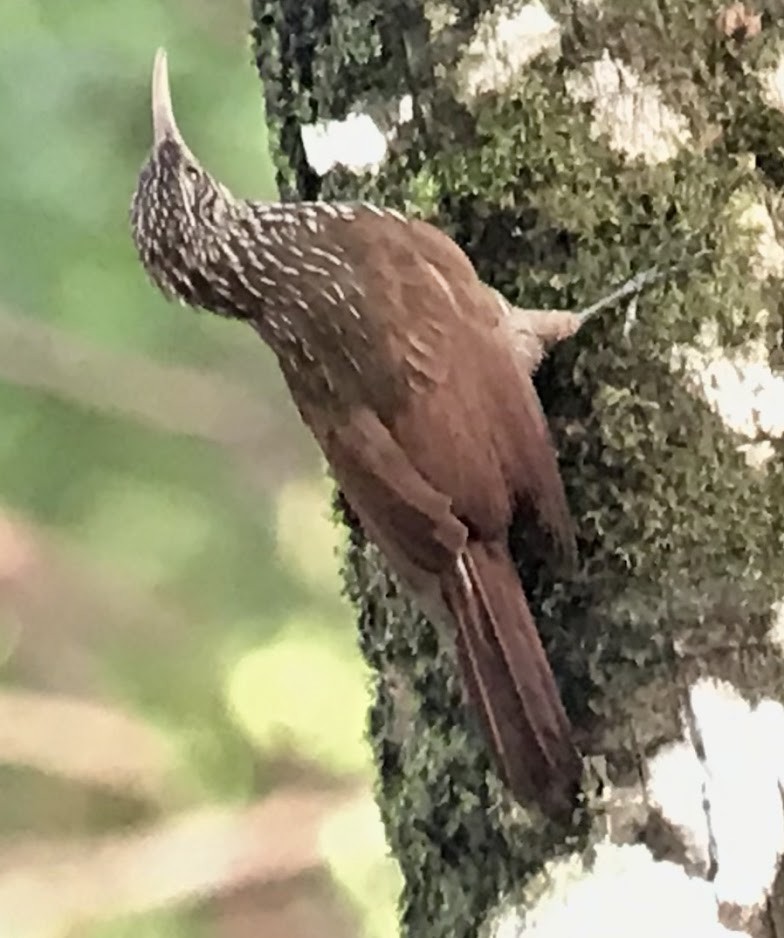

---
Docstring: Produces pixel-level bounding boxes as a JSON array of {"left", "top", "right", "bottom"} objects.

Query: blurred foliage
[
  {"left": 321, "top": 799, "right": 402, "bottom": 938},
  {"left": 0, "top": 1, "right": 396, "bottom": 936}
]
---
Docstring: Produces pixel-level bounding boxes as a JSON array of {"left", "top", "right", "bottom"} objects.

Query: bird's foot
[
  {"left": 500, "top": 256, "right": 695, "bottom": 375},
  {"left": 573, "top": 264, "right": 668, "bottom": 327}
]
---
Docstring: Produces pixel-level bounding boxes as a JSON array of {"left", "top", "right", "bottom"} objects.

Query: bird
[{"left": 130, "top": 48, "right": 618, "bottom": 819}]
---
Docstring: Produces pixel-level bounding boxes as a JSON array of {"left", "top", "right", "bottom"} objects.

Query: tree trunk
[{"left": 250, "top": 2, "right": 784, "bottom": 935}]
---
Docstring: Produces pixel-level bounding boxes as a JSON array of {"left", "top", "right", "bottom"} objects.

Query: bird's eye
[{"left": 183, "top": 165, "right": 200, "bottom": 182}]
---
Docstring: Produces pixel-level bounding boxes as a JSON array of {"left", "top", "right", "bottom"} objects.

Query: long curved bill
[{"left": 151, "top": 46, "right": 197, "bottom": 158}]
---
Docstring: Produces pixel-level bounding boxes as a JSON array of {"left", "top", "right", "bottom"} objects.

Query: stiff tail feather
[{"left": 442, "top": 540, "right": 581, "bottom": 818}]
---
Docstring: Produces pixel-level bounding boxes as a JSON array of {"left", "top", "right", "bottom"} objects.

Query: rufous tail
[{"left": 441, "top": 539, "right": 581, "bottom": 818}]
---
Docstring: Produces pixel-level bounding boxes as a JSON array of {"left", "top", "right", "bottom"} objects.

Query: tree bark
[{"left": 250, "top": 2, "right": 784, "bottom": 935}]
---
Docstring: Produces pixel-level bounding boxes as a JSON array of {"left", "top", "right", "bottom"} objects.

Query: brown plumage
[{"left": 131, "top": 49, "right": 588, "bottom": 818}]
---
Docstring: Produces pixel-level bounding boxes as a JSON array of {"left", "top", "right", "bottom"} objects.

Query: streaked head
[{"left": 130, "top": 48, "right": 233, "bottom": 303}]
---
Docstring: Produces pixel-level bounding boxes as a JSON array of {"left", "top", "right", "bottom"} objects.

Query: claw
[
  {"left": 573, "top": 248, "right": 710, "bottom": 330},
  {"left": 573, "top": 264, "right": 664, "bottom": 327}
]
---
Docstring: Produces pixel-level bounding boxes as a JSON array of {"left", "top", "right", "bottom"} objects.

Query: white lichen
[
  {"left": 300, "top": 96, "right": 414, "bottom": 177},
  {"left": 686, "top": 681, "right": 784, "bottom": 909},
  {"left": 670, "top": 321, "right": 784, "bottom": 444},
  {"left": 732, "top": 195, "right": 784, "bottom": 279},
  {"left": 565, "top": 52, "right": 691, "bottom": 164},
  {"left": 454, "top": 2, "right": 561, "bottom": 103},
  {"left": 300, "top": 113, "right": 389, "bottom": 177},
  {"left": 769, "top": 603, "right": 784, "bottom": 658},
  {"left": 759, "top": 52, "right": 784, "bottom": 114},
  {"left": 491, "top": 677, "right": 784, "bottom": 938},
  {"left": 423, "top": 0, "right": 459, "bottom": 34},
  {"left": 494, "top": 843, "right": 738, "bottom": 938}
]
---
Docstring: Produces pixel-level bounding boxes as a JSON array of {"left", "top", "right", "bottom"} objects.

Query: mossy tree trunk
[{"left": 251, "top": 2, "right": 784, "bottom": 935}]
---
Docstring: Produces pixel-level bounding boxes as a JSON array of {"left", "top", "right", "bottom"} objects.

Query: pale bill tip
[
  {"left": 153, "top": 47, "right": 168, "bottom": 87},
  {"left": 151, "top": 46, "right": 178, "bottom": 145}
]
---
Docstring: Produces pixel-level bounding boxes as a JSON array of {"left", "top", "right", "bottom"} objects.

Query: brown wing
[
  {"left": 305, "top": 403, "right": 467, "bottom": 588},
  {"left": 301, "top": 387, "right": 581, "bottom": 818},
  {"left": 342, "top": 210, "right": 575, "bottom": 559}
]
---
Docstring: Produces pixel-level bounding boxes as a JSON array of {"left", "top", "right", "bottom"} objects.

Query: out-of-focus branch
[
  {"left": 0, "top": 687, "right": 173, "bottom": 798},
  {"left": 0, "top": 306, "right": 315, "bottom": 488},
  {"left": 0, "top": 785, "right": 364, "bottom": 938},
  {"left": 0, "top": 509, "right": 196, "bottom": 694}
]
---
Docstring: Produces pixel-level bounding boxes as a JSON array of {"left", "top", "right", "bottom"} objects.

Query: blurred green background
[{"left": 0, "top": 2, "right": 399, "bottom": 936}]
